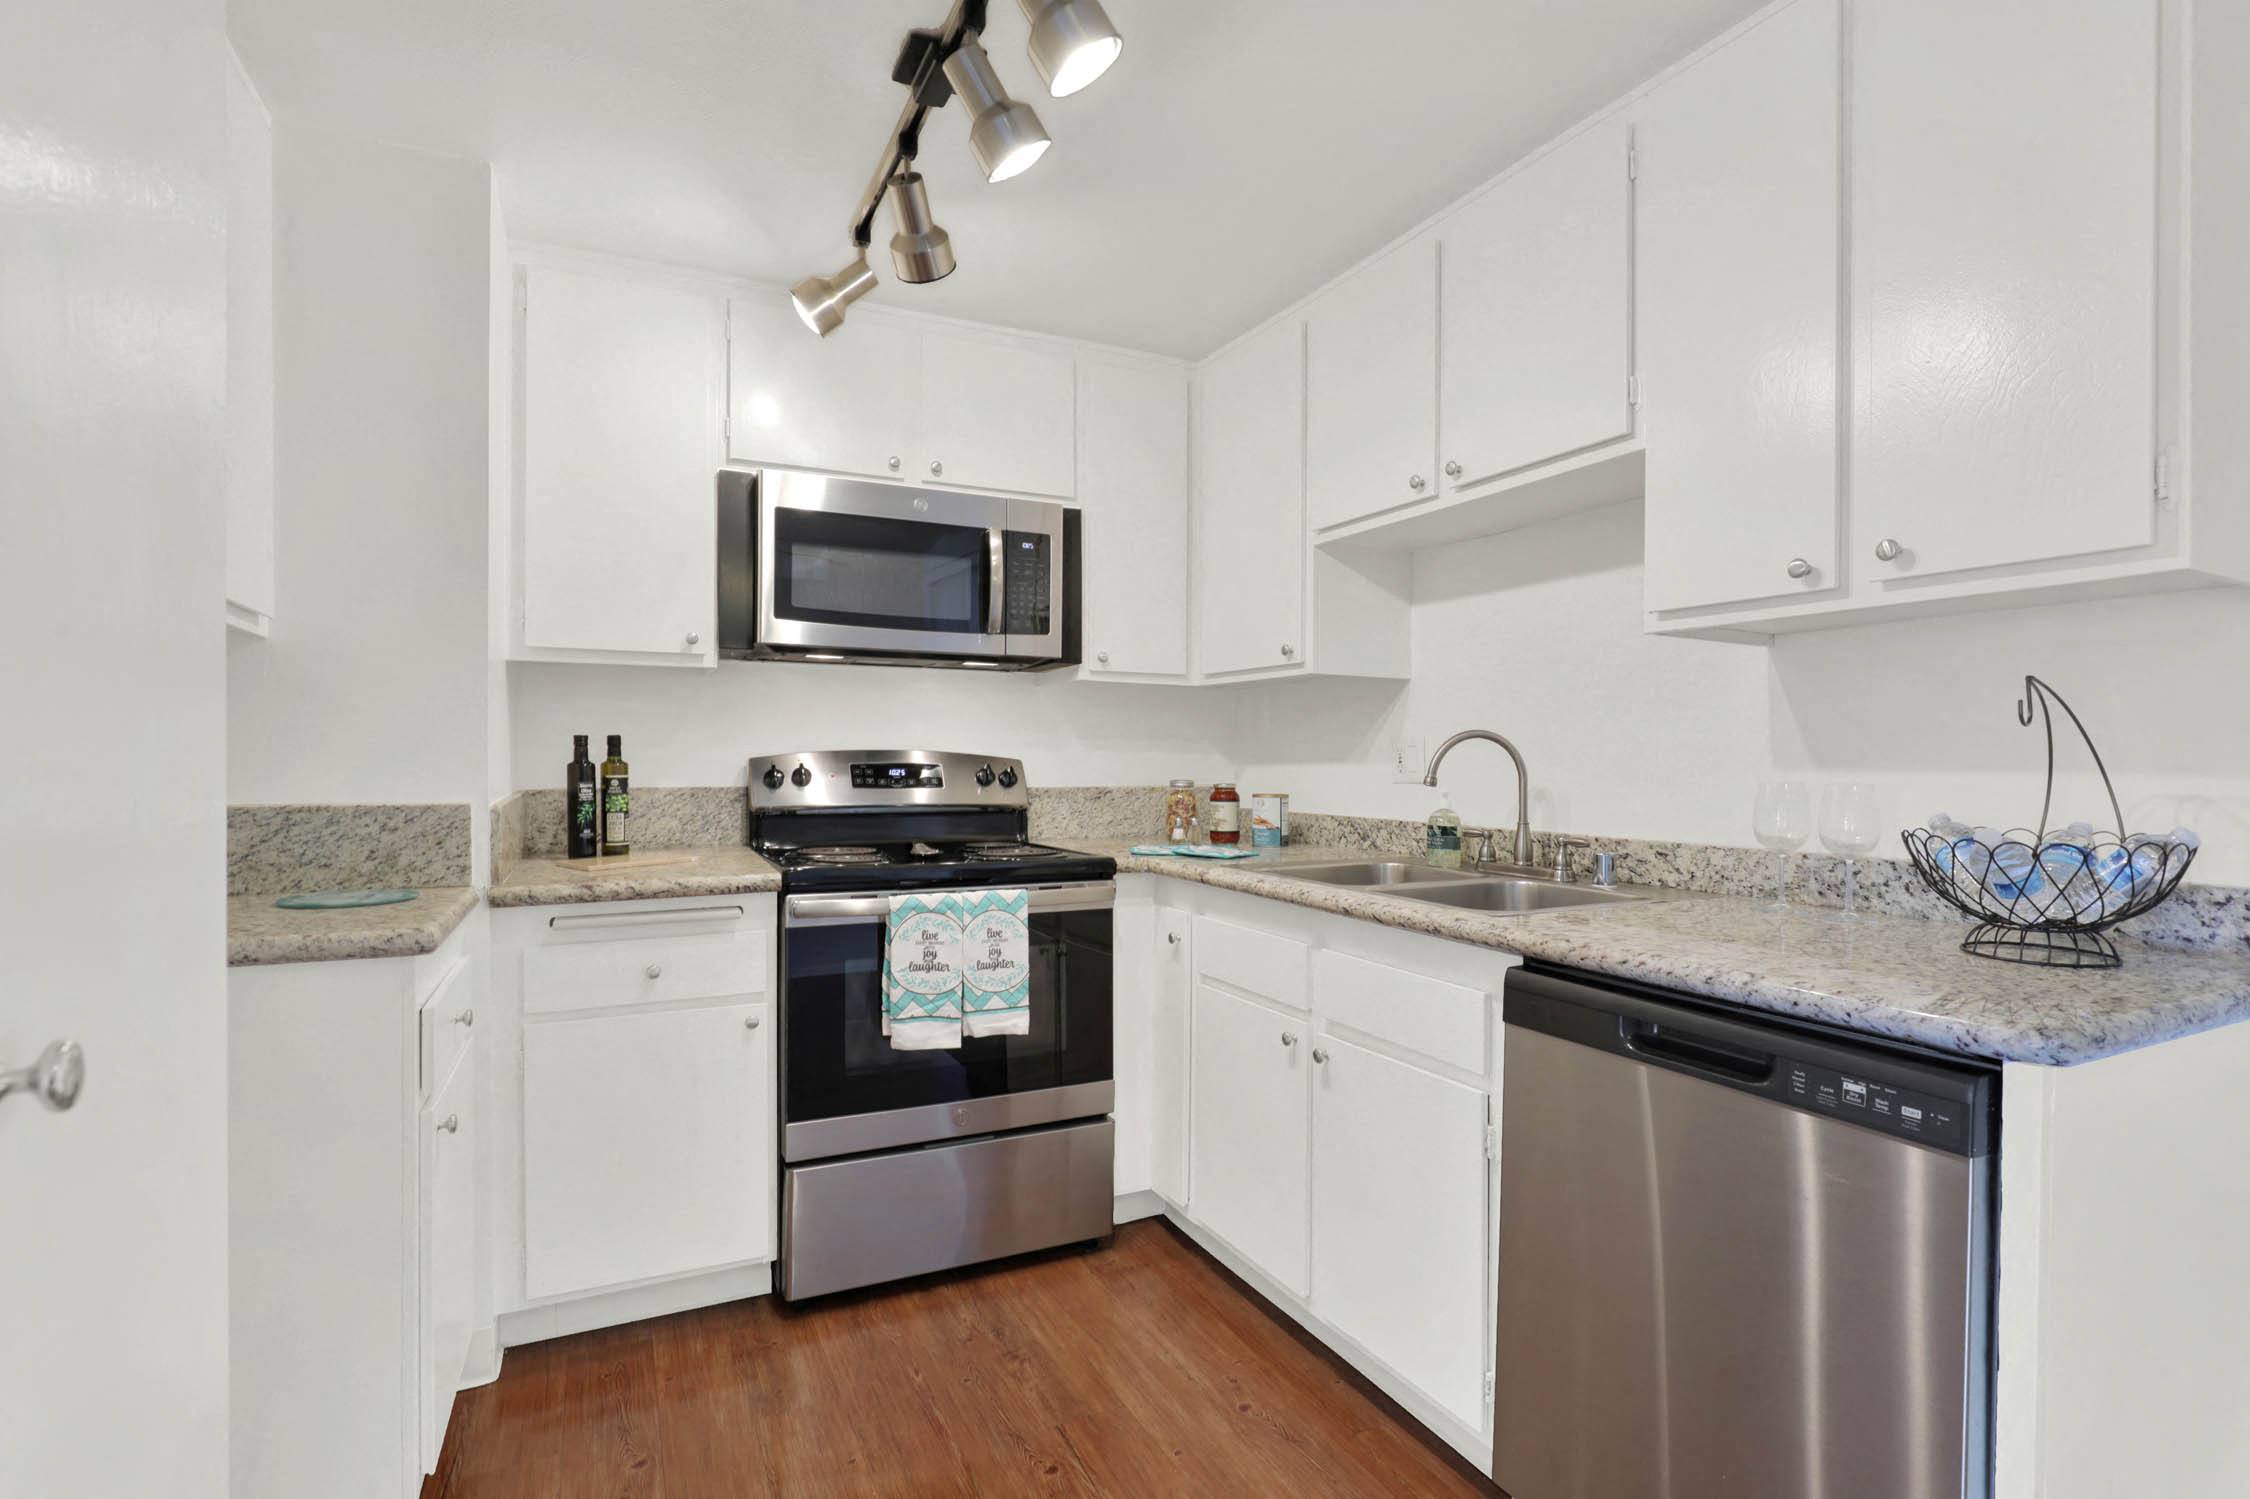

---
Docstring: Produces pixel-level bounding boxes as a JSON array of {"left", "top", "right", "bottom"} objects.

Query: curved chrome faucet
[{"left": 1424, "top": 729, "right": 1533, "bottom": 867}]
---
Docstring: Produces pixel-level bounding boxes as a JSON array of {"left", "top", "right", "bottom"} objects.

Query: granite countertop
[
  {"left": 228, "top": 887, "right": 480, "bottom": 967},
  {"left": 489, "top": 846, "right": 782, "bottom": 908},
  {"left": 1071, "top": 841, "right": 2250, "bottom": 1067}
]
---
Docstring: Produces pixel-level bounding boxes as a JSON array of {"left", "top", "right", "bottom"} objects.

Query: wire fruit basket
[{"left": 1900, "top": 676, "right": 2197, "bottom": 969}]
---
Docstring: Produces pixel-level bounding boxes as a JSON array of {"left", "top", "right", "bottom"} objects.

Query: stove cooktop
[{"left": 765, "top": 839, "right": 1116, "bottom": 894}]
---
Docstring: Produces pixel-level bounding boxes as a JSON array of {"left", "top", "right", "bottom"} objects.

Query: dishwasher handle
[{"left": 1621, "top": 1018, "right": 1775, "bottom": 1086}]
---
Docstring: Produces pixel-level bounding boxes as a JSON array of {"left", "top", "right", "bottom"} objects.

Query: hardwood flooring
[{"left": 425, "top": 1218, "right": 1501, "bottom": 1498}]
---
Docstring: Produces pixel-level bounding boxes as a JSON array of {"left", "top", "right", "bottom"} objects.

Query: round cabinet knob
[
  {"left": 745, "top": 1015, "right": 761, "bottom": 1031},
  {"left": 645, "top": 963, "right": 664, "bottom": 980},
  {"left": 1280, "top": 1032, "right": 1297, "bottom": 1048},
  {"left": 887, "top": 455, "right": 901, "bottom": 472},
  {"left": 762, "top": 765, "right": 785, "bottom": 790},
  {"left": 791, "top": 763, "right": 813, "bottom": 787},
  {"left": 685, "top": 631, "right": 701, "bottom": 647},
  {"left": 1444, "top": 460, "right": 1462, "bottom": 479},
  {"left": 1786, "top": 558, "right": 1814, "bottom": 580},
  {"left": 437, "top": 1114, "right": 460, "bottom": 1135},
  {"left": 975, "top": 763, "right": 996, "bottom": 787},
  {"left": 1166, "top": 931, "right": 1182, "bottom": 946},
  {"left": 1874, "top": 538, "right": 1904, "bottom": 562},
  {"left": 1096, "top": 651, "right": 1109, "bottom": 665},
  {"left": 0, "top": 1040, "right": 85, "bottom": 1113},
  {"left": 929, "top": 460, "right": 943, "bottom": 477},
  {"left": 1408, "top": 474, "right": 1426, "bottom": 491},
  {"left": 1311, "top": 1048, "right": 1329, "bottom": 1065},
  {"left": 996, "top": 766, "right": 1017, "bottom": 789},
  {"left": 1279, "top": 644, "right": 1295, "bottom": 659},
  {"left": 453, "top": 1008, "right": 475, "bottom": 1028}
]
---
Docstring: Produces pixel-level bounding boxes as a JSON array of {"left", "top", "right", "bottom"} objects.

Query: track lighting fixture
[{"left": 789, "top": 0, "right": 1123, "bottom": 336}]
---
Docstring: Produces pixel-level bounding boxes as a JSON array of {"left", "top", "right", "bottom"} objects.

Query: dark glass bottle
[
  {"left": 600, "top": 734, "right": 631, "bottom": 856},
  {"left": 566, "top": 735, "right": 600, "bottom": 859}
]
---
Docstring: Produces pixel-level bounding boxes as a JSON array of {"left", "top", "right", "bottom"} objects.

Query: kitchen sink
[
  {"left": 1280, "top": 861, "right": 1483, "bottom": 887},
  {"left": 1393, "top": 879, "right": 1640, "bottom": 913}
]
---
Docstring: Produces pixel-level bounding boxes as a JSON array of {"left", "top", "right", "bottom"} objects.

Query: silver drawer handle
[
  {"left": 453, "top": 1008, "right": 475, "bottom": 1028},
  {"left": 1875, "top": 537, "right": 1903, "bottom": 562},
  {"left": 1408, "top": 474, "right": 1426, "bottom": 491},
  {"left": 645, "top": 963, "right": 663, "bottom": 979},
  {"left": 0, "top": 1040, "right": 84, "bottom": 1113},
  {"left": 1444, "top": 460, "right": 1462, "bottom": 478},
  {"left": 1280, "top": 1032, "right": 1297, "bottom": 1048},
  {"left": 1311, "top": 1048, "right": 1328, "bottom": 1065},
  {"left": 1096, "top": 651, "right": 1110, "bottom": 665},
  {"left": 745, "top": 1014, "right": 762, "bottom": 1031},
  {"left": 437, "top": 1114, "right": 460, "bottom": 1135},
  {"left": 1786, "top": 557, "right": 1813, "bottom": 580},
  {"left": 1166, "top": 931, "right": 1181, "bottom": 946}
]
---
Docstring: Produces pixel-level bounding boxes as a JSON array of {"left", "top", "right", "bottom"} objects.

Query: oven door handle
[{"left": 785, "top": 882, "right": 1116, "bottom": 925}]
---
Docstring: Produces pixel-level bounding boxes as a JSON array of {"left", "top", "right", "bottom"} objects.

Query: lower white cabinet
[
  {"left": 1149, "top": 907, "right": 1193, "bottom": 1205},
  {"left": 419, "top": 1044, "right": 480, "bottom": 1470},
  {"left": 1189, "top": 981, "right": 1313, "bottom": 1296}
]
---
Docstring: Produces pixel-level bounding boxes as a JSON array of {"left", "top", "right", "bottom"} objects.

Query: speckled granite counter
[
  {"left": 228, "top": 887, "right": 480, "bottom": 967},
  {"left": 489, "top": 847, "right": 782, "bottom": 908},
  {"left": 1072, "top": 841, "right": 2250, "bottom": 1067}
]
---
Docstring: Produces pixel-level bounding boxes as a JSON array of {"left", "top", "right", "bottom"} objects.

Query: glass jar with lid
[
  {"left": 1208, "top": 783, "right": 1241, "bottom": 844},
  {"left": 1163, "top": 780, "right": 1199, "bottom": 843}
]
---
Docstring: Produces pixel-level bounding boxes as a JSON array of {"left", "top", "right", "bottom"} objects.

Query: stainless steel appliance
[
  {"left": 717, "top": 470, "right": 1079, "bottom": 670},
  {"left": 755, "top": 748, "right": 1116, "bottom": 1300},
  {"left": 1494, "top": 965, "right": 1998, "bottom": 1499}
]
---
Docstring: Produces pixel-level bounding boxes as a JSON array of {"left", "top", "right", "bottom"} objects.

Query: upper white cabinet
[
  {"left": 1440, "top": 116, "right": 1635, "bottom": 491},
  {"left": 1194, "top": 317, "right": 1307, "bottom": 677},
  {"left": 224, "top": 47, "right": 275, "bottom": 635},
  {"left": 1853, "top": 0, "right": 2157, "bottom": 581},
  {"left": 1078, "top": 356, "right": 1190, "bottom": 677},
  {"left": 1306, "top": 234, "right": 1439, "bottom": 533},
  {"left": 1638, "top": 0, "right": 1843, "bottom": 613},
  {"left": 917, "top": 327, "right": 1076, "bottom": 497},
  {"left": 518, "top": 265, "right": 722, "bottom": 663},
  {"left": 728, "top": 296, "right": 916, "bottom": 482}
]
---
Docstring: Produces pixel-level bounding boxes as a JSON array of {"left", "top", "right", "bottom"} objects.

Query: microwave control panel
[{"left": 1002, "top": 531, "right": 1051, "bottom": 636}]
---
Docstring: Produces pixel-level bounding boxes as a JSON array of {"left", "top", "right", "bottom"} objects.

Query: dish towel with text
[
  {"left": 959, "top": 888, "right": 1031, "bottom": 1038},
  {"left": 884, "top": 892, "right": 963, "bottom": 1050}
]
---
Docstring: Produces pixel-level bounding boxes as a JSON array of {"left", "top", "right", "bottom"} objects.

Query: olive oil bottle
[
  {"left": 566, "top": 735, "right": 600, "bottom": 859},
  {"left": 600, "top": 734, "right": 631, "bottom": 856}
]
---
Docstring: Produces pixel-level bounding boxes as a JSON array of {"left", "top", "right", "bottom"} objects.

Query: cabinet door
[
  {"left": 1193, "top": 318, "right": 1305, "bottom": 677},
  {"left": 1189, "top": 982, "right": 1310, "bottom": 1295},
  {"left": 1306, "top": 235, "right": 1439, "bottom": 531},
  {"left": 523, "top": 1001, "right": 772, "bottom": 1298},
  {"left": 917, "top": 328, "right": 1076, "bottom": 497},
  {"left": 1440, "top": 116, "right": 1635, "bottom": 488},
  {"left": 1150, "top": 909, "right": 1192, "bottom": 1206},
  {"left": 419, "top": 1046, "right": 478, "bottom": 1473},
  {"left": 1311, "top": 1034, "right": 1489, "bottom": 1431},
  {"left": 521, "top": 266, "right": 722, "bottom": 659},
  {"left": 223, "top": 48, "right": 275, "bottom": 631},
  {"left": 727, "top": 296, "right": 917, "bottom": 481},
  {"left": 1639, "top": 0, "right": 1843, "bottom": 612},
  {"left": 1077, "top": 358, "right": 1189, "bottom": 676},
  {"left": 1854, "top": 0, "right": 2157, "bottom": 578}
]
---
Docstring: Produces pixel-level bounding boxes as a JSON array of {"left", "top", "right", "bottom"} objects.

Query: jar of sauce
[{"left": 1209, "top": 783, "right": 1241, "bottom": 844}]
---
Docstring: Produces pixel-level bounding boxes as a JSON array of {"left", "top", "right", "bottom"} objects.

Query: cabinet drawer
[
  {"left": 418, "top": 955, "right": 476, "bottom": 1099},
  {"left": 525, "top": 923, "right": 768, "bottom": 1017},
  {"left": 1193, "top": 915, "right": 1309, "bottom": 1010},
  {"left": 1313, "top": 950, "right": 1486, "bottom": 1075}
]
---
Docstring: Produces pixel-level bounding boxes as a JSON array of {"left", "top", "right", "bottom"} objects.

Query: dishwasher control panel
[{"left": 1783, "top": 1060, "right": 1971, "bottom": 1153}]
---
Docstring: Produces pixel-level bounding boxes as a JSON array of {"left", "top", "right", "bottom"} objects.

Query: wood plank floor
[{"left": 425, "top": 1219, "right": 1501, "bottom": 1498}]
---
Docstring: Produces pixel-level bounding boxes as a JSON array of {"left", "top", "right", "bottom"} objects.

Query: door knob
[
  {"left": 1280, "top": 1032, "right": 1297, "bottom": 1047},
  {"left": 929, "top": 460, "right": 943, "bottom": 477},
  {"left": 745, "top": 1014, "right": 762, "bottom": 1031},
  {"left": 1311, "top": 1048, "right": 1329, "bottom": 1065},
  {"left": 686, "top": 631, "right": 701, "bottom": 647},
  {"left": 1786, "top": 558, "right": 1813, "bottom": 580},
  {"left": 1096, "top": 651, "right": 1109, "bottom": 665},
  {"left": 1408, "top": 474, "right": 1426, "bottom": 491},
  {"left": 1444, "top": 460, "right": 1462, "bottom": 479},
  {"left": 0, "top": 1040, "right": 83, "bottom": 1113},
  {"left": 645, "top": 963, "right": 663, "bottom": 979},
  {"left": 436, "top": 1114, "right": 461, "bottom": 1135},
  {"left": 1279, "top": 644, "right": 1295, "bottom": 659},
  {"left": 453, "top": 1008, "right": 475, "bottom": 1028},
  {"left": 1166, "top": 931, "right": 1181, "bottom": 946},
  {"left": 1874, "top": 538, "right": 1903, "bottom": 562},
  {"left": 887, "top": 455, "right": 901, "bottom": 471}
]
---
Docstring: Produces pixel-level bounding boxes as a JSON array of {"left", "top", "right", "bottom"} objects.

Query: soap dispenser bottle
[{"left": 1426, "top": 796, "right": 1463, "bottom": 870}]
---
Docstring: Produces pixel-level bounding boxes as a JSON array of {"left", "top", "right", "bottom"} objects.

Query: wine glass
[
  {"left": 1752, "top": 780, "right": 1813, "bottom": 909},
  {"left": 1819, "top": 782, "right": 1885, "bottom": 919}
]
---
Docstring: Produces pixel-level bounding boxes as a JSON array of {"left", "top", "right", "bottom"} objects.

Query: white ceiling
[{"left": 231, "top": 0, "right": 1768, "bottom": 358}]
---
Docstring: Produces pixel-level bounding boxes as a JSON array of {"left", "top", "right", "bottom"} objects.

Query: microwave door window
[{"left": 773, "top": 507, "right": 991, "bottom": 634}]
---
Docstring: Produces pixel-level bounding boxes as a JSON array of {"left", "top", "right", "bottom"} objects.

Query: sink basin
[
  {"left": 1280, "top": 861, "right": 1481, "bottom": 888},
  {"left": 1393, "top": 879, "right": 1640, "bottom": 913}
]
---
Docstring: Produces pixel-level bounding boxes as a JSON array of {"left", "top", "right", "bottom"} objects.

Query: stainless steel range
[{"left": 752, "top": 749, "right": 1117, "bottom": 1301}]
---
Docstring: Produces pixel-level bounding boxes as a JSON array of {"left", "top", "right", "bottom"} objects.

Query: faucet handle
[
  {"left": 1461, "top": 827, "right": 1498, "bottom": 865},
  {"left": 1550, "top": 836, "right": 1591, "bottom": 882}
]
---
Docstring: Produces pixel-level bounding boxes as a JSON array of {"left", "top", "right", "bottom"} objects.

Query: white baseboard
[
  {"left": 499, "top": 1260, "right": 773, "bottom": 1347},
  {"left": 460, "top": 1325, "right": 503, "bottom": 1390},
  {"left": 1112, "top": 1188, "right": 1168, "bottom": 1225}
]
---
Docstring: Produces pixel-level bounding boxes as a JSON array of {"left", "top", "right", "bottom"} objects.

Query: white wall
[
  {"left": 227, "top": 124, "right": 497, "bottom": 875},
  {"left": 1232, "top": 501, "right": 2250, "bottom": 886}
]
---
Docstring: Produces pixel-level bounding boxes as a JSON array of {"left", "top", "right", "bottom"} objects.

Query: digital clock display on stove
[{"left": 850, "top": 762, "right": 943, "bottom": 789}]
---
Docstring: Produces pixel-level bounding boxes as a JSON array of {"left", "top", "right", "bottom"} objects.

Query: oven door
[
  {"left": 758, "top": 473, "right": 1007, "bottom": 658},
  {"left": 780, "top": 882, "right": 1114, "bottom": 1162}
]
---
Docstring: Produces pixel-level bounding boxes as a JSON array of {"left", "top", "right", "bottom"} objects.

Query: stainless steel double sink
[{"left": 1276, "top": 860, "right": 1645, "bottom": 913}]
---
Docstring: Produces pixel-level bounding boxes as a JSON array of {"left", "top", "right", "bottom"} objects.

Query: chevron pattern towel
[
  {"left": 885, "top": 892, "right": 963, "bottom": 1050},
  {"left": 960, "top": 888, "right": 1030, "bottom": 1038}
]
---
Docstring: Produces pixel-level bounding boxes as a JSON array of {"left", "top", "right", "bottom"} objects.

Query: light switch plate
[{"left": 1392, "top": 737, "right": 1426, "bottom": 784}]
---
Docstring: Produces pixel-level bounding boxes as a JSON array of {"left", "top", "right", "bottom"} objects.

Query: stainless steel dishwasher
[{"left": 1494, "top": 965, "right": 1998, "bottom": 1499}]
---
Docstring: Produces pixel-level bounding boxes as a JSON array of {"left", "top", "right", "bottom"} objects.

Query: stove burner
[{"left": 794, "top": 845, "right": 887, "bottom": 866}]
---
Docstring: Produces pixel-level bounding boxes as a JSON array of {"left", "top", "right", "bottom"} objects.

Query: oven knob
[
  {"left": 974, "top": 764, "right": 995, "bottom": 787},
  {"left": 996, "top": 766, "right": 1018, "bottom": 789},
  {"left": 762, "top": 765, "right": 785, "bottom": 790},
  {"left": 791, "top": 763, "right": 813, "bottom": 788}
]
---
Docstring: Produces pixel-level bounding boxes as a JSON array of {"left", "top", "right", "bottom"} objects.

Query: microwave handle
[{"left": 987, "top": 526, "right": 1006, "bottom": 638}]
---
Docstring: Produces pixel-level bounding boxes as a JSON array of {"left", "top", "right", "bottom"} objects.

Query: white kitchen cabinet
[
  {"left": 917, "top": 326, "right": 1076, "bottom": 497},
  {"left": 1440, "top": 115, "right": 1635, "bottom": 490},
  {"left": 1310, "top": 1033, "right": 1490, "bottom": 1431},
  {"left": 727, "top": 295, "right": 917, "bottom": 481},
  {"left": 1190, "top": 981, "right": 1312, "bottom": 1296},
  {"left": 224, "top": 46, "right": 275, "bottom": 635},
  {"left": 1193, "top": 316, "right": 1306, "bottom": 678},
  {"left": 518, "top": 264, "right": 722, "bottom": 663},
  {"left": 1638, "top": 0, "right": 1842, "bottom": 613},
  {"left": 1853, "top": 0, "right": 2158, "bottom": 584},
  {"left": 523, "top": 999, "right": 772, "bottom": 1299},
  {"left": 1306, "top": 234, "right": 1439, "bottom": 533},
  {"left": 418, "top": 1044, "right": 478, "bottom": 1471},
  {"left": 1149, "top": 906, "right": 1193, "bottom": 1206},
  {"left": 1077, "top": 356, "right": 1190, "bottom": 677}
]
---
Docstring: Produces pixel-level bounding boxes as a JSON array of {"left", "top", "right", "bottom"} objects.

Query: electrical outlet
[{"left": 1392, "top": 737, "right": 1426, "bottom": 784}]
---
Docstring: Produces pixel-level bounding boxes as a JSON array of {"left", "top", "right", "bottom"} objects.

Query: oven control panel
[
  {"left": 748, "top": 749, "right": 1028, "bottom": 810},
  {"left": 851, "top": 762, "right": 944, "bottom": 789}
]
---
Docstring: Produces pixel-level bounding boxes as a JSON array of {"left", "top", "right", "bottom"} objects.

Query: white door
[
  {"left": 1854, "top": 0, "right": 2158, "bottom": 579},
  {"left": 1077, "top": 357, "right": 1190, "bottom": 676},
  {"left": 223, "top": 46, "right": 276, "bottom": 631},
  {"left": 1441, "top": 116, "right": 1635, "bottom": 488},
  {"left": 1639, "top": 0, "right": 1843, "bottom": 613},
  {"left": 520, "top": 265, "right": 722, "bottom": 659},
  {"left": 1306, "top": 234, "right": 1439, "bottom": 532},
  {"left": 0, "top": 2, "right": 230, "bottom": 1494},
  {"left": 1311, "top": 1034, "right": 1490, "bottom": 1431},
  {"left": 1189, "top": 983, "right": 1311, "bottom": 1295},
  {"left": 1149, "top": 909, "right": 1193, "bottom": 1206},
  {"left": 523, "top": 1001, "right": 771, "bottom": 1298},
  {"left": 1193, "top": 317, "right": 1306, "bottom": 677},
  {"left": 917, "top": 327, "right": 1077, "bottom": 497},
  {"left": 420, "top": 1046, "right": 478, "bottom": 1472},
  {"left": 727, "top": 295, "right": 918, "bottom": 481}
]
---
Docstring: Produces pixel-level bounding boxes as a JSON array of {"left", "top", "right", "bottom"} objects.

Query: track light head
[
  {"left": 886, "top": 172, "right": 956, "bottom": 284},
  {"left": 789, "top": 254, "right": 878, "bottom": 337},
  {"left": 1016, "top": 0, "right": 1123, "bottom": 97},
  {"left": 942, "top": 38, "right": 1051, "bottom": 183}
]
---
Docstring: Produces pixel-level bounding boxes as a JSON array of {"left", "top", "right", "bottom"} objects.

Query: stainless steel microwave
[{"left": 717, "top": 470, "right": 1079, "bottom": 670}]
